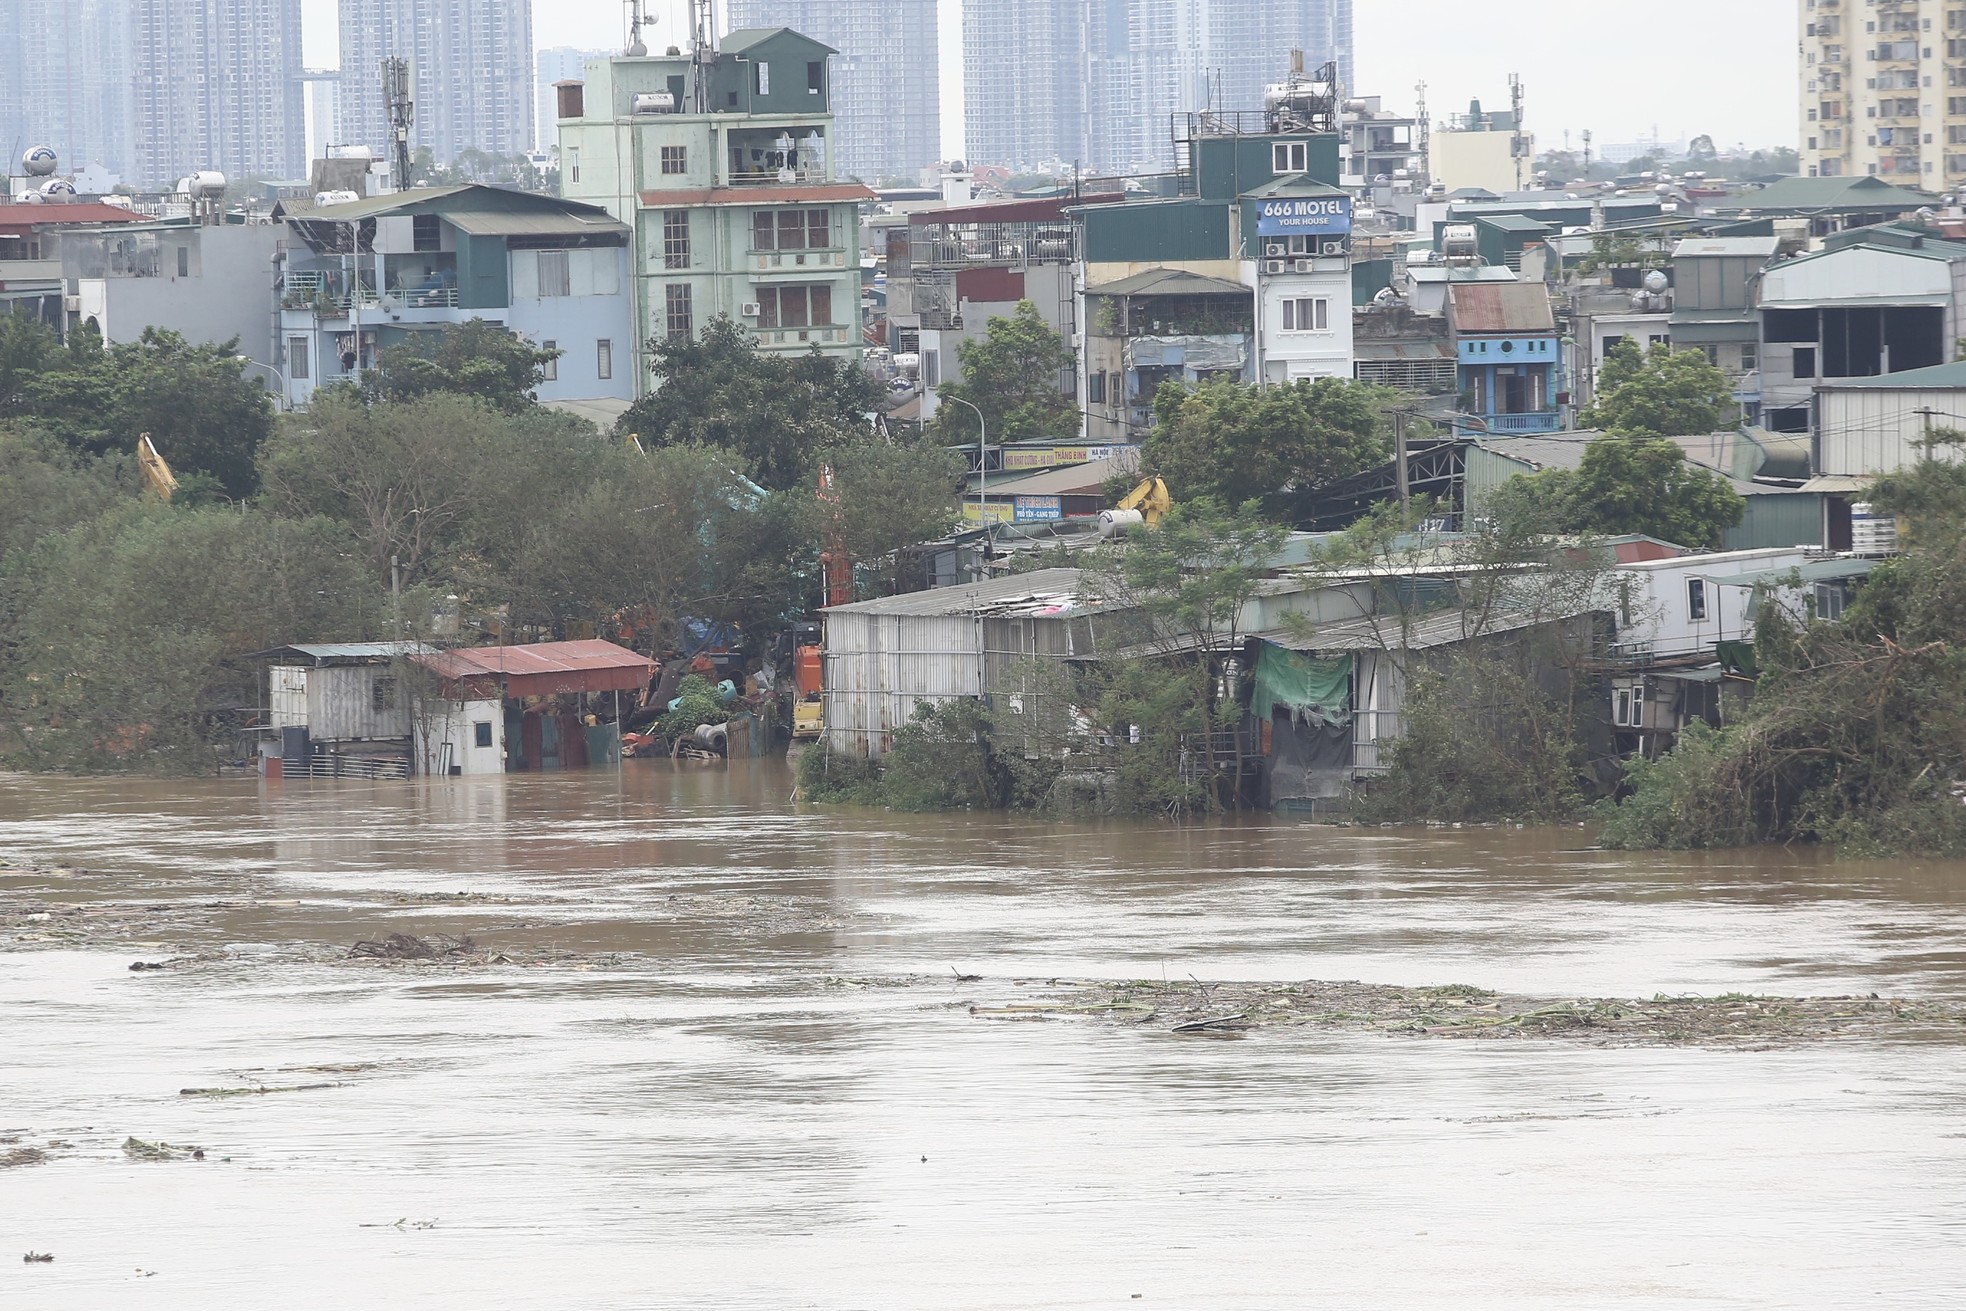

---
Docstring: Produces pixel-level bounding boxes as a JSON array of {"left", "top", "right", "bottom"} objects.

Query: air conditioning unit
[
  {"left": 1321, "top": 240, "right": 1347, "bottom": 256},
  {"left": 1264, "top": 259, "right": 1286, "bottom": 275},
  {"left": 1291, "top": 258, "right": 1314, "bottom": 273},
  {"left": 1265, "top": 241, "right": 1287, "bottom": 256},
  {"left": 741, "top": 301, "right": 762, "bottom": 317}
]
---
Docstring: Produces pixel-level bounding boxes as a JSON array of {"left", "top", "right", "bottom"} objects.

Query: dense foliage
[
  {"left": 1598, "top": 456, "right": 1966, "bottom": 853},
  {"left": 926, "top": 300, "right": 1078, "bottom": 444},
  {"left": 1488, "top": 434, "right": 1746, "bottom": 550},
  {"left": 0, "top": 315, "right": 954, "bottom": 772},
  {"left": 1143, "top": 377, "right": 1391, "bottom": 510},
  {"left": 0, "top": 316, "right": 272, "bottom": 496},
  {"left": 617, "top": 315, "right": 885, "bottom": 490},
  {"left": 1580, "top": 341, "right": 1734, "bottom": 437}
]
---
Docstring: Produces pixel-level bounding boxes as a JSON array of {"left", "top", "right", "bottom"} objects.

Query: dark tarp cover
[{"left": 1252, "top": 644, "right": 1352, "bottom": 726}]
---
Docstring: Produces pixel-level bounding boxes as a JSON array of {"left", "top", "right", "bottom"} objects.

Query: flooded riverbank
[{"left": 5, "top": 763, "right": 1966, "bottom": 1308}]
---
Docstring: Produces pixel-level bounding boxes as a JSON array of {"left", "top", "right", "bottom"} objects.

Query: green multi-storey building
[{"left": 553, "top": 27, "right": 869, "bottom": 390}]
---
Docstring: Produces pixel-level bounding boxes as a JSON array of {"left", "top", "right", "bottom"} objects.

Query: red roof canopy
[
  {"left": 414, "top": 640, "right": 653, "bottom": 698},
  {"left": 0, "top": 203, "right": 145, "bottom": 238}
]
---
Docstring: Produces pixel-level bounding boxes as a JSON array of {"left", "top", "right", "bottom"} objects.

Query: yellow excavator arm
[
  {"left": 136, "top": 433, "right": 177, "bottom": 502},
  {"left": 1115, "top": 475, "right": 1172, "bottom": 526}
]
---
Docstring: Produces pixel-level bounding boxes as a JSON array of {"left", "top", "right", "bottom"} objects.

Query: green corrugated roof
[
  {"left": 721, "top": 27, "right": 838, "bottom": 55},
  {"left": 1723, "top": 175, "right": 1935, "bottom": 214},
  {"left": 1814, "top": 360, "right": 1966, "bottom": 389}
]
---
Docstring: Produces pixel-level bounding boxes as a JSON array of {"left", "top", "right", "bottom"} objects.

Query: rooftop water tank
[
  {"left": 22, "top": 145, "right": 58, "bottom": 177},
  {"left": 631, "top": 91, "right": 676, "bottom": 114}
]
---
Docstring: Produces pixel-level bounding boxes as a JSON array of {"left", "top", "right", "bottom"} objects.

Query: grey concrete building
[
  {"left": 0, "top": 1, "right": 132, "bottom": 179},
  {"left": 131, "top": 0, "right": 306, "bottom": 186},
  {"left": 337, "top": 0, "right": 535, "bottom": 167},
  {"left": 966, "top": 0, "right": 1352, "bottom": 176}
]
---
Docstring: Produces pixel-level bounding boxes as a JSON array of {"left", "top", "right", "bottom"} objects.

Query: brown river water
[{"left": 3, "top": 762, "right": 1965, "bottom": 1309}]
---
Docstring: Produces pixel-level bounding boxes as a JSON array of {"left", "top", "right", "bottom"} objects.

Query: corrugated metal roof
[
  {"left": 1719, "top": 175, "right": 1936, "bottom": 214},
  {"left": 1253, "top": 608, "right": 1587, "bottom": 653},
  {"left": 446, "top": 210, "right": 627, "bottom": 238},
  {"left": 1672, "top": 237, "right": 1780, "bottom": 258},
  {"left": 278, "top": 184, "right": 475, "bottom": 222},
  {"left": 911, "top": 194, "right": 1123, "bottom": 226},
  {"left": 978, "top": 449, "right": 1139, "bottom": 496},
  {"left": 825, "top": 568, "right": 1097, "bottom": 617},
  {"left": 0, "top": 203, "right": 146, "bottom": 233},
  {"left": 1447, "top": 282, "right": 1554, "bottom": 333},
  {"left": 636, "top": 182, "right": 875, "bottom": 208},
  {"left": 1798, "top": 474, "right": 1876, "bottom": 493},
  {"left": 250, "top": 641, "right": 432, "bottom": 664},
  {"left": 1087, "top": 268, "right": 1249, "bottom": 298},
  {"left": 1813, "top": 360, "right": 1966, "bottom": 389},
  {"left": 1711, "top": 559, "right": 1879, "bottom": 588},
  {"left": 1471, "top": 432, "right": 1789, "bottom": 494},
  {"left": 413, "top": 640, "right": 652, "bottom": 696},
  {"left": 722, "top": 26, "right": 838, "bottom": 55}
]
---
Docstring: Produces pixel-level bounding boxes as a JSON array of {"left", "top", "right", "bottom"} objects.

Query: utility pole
[
  {"left": 1916, "top": 405, "right": 1939, "bottom": 461},
  {"left": 1394, "top": 408, "right": 1412, "bottom": 506}
]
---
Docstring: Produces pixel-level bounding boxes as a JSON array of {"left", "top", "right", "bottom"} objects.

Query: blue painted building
[
  {"left": 1446, "top": 281, "right": 1562, "bottom": 433},
  {"left": 272, "top": 184, "right": 635, "bottom": 411}
]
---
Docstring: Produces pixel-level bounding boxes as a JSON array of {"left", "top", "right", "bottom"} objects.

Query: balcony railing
[{"left": 1475, "top": 411, "right": 1564, "bottom": 434}]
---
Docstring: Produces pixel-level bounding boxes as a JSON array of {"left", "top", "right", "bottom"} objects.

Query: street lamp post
[
  {"left": 946, "top": 394, "right": 989, "bottom": 525},
  {"left": 236, "top": 355, "right": 289, "bottom": 410}
]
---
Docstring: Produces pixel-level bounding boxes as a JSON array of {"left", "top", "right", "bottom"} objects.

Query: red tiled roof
[
  {"left": 413, "top": 640, "right": 653, "bottom": 698},
  {"left": 910, "top": 194, "right": 1124, "bottom": 226},
  {"left": 637, "top": 182, "right": 876, "bottom": 208}
]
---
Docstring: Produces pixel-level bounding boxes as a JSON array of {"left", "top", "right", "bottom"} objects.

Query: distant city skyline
[{"left": 300, "top": 0, "right": 1796, "bottom": 159}]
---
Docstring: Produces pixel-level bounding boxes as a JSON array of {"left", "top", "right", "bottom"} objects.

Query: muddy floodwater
[{"left": 5, "top": 763, "right": 1966, "bottom": 1309}]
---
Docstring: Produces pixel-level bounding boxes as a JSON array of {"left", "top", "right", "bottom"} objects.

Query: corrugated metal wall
[
  {"left": 822, "top": 612, "right": 986, "bottom": 757},
  {"left": 1727, "top": 494, "right": 1823, "bottom": 550},
  {"left": 307, "top": 665, "right": 413, "bottom": 742},
  {"left": 269, "top": 666, "right": 308, "bottom": 729}
]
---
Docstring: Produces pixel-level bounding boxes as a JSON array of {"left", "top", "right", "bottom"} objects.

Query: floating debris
[
  {"left": 349, "top": 933, "right": 476, "bottom": 961},
  {"left": 121, "top": 1137, "right": 204, "bottom": 1161},
  {"left": 961, "top": 979, "right": 1966, "bottom": 1048},
  {"left": 23, "top": 1252, "right": 53, "bottom": 1264}
]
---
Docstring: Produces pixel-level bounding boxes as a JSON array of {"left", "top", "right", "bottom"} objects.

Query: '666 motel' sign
[{"left": 1255, "top": 196, "right": 1351, "bottom": 237}]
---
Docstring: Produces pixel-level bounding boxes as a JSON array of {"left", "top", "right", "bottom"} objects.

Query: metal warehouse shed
[{"left": 820, "top": 568, "right": 1114, "bottom": 758}]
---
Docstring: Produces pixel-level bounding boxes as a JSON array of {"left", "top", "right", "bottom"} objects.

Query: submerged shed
[
  {"left": 820, "top": 568, "right": 1114, "bottom": 757},
  {"left": 411, "top": 640, "right": 654, "bottom": 774}
]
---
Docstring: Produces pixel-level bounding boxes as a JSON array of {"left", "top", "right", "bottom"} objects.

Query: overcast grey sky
[{"left": 302, "top": 0, "right": 1798, "bottom": 156}]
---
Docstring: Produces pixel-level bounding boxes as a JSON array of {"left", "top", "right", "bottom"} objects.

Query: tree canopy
[
  {"left": 1142, "top": 376, "right": 1391, "bottom": 511},
  {"left": 365, "top": 318, "right": 560, "bottom": 412},
  {"left": 0, "top": 316, "right": 272, "bottom": 496},
  {"left": 616, "top": 315, "right": 884, "bottom": 490},
  {"left": 1488, "top": 435, "right": 1745, "bottom": 550},
  {"left": 927, "top": 300, "right": 1077, "bottom": 444},
  {"left": 1581, "top": 340, "right": 1733, "bottom": 437}
]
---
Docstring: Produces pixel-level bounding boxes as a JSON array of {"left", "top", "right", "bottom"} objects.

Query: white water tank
[
  {"left": 22, "top": 145, "right": 58, "bottom": 176},
  {"left": 313, "top": 189, "right": 361, "bottom": 206},
  {"left": 327, "top": 145, "right": 375, "bottom": 161},
  {"left": 185, "top": 171, "right": 226, "bottom": 198},
  {"left": 1100, "top": 508, "right": 1145, "bottom": 539},
  {"left": 630, "top": 91, "right": 676, "bottom": 114},
  {"left": 1850, "top": 503, "right": 1899, "bottom": 556}
]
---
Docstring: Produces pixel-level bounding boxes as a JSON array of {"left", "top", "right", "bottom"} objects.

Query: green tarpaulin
[{"left": 1252, "top": 644, "right": 1352, "bottom": 726}]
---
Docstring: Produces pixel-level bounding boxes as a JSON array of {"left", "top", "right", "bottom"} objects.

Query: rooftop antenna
[
  {"left": 1413, "top": 80, "right": 1430, "bottom": 183},
  {"left": 690, "top": 0, "right": 717, "bottom": 112},
  {"left": 624, "top": 0, "right": 649, "bottom": 57},
  {"left": 383, "top": 57, "right": 414, "bottom": 190},
  {"left": 1581, "top": 128, "right": 1593, "bottom": 178},
  {"left": 1508, "top": 72, "right": 1527, "bottom": 191}
]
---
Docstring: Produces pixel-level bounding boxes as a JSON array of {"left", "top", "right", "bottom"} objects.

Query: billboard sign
[{"left": 1256, "top": 196, "right": 1352, "bottom": 237}]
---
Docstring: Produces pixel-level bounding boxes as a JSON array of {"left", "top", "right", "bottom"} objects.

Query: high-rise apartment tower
[
  {"left": 131, "top": 0, "right": 306, "bottom": 185},
  {"left": 0, "top": 1, "right": 133, "bottom": 178},
  {"left": 966, "top": 0, "right": 1353, "bottom": 175},
  {"left": 1799, "top": 0, "right": 1959, "bottom": 186},
  {"left": 338, "top": 0, "right": 535, "bottom": 167}
]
